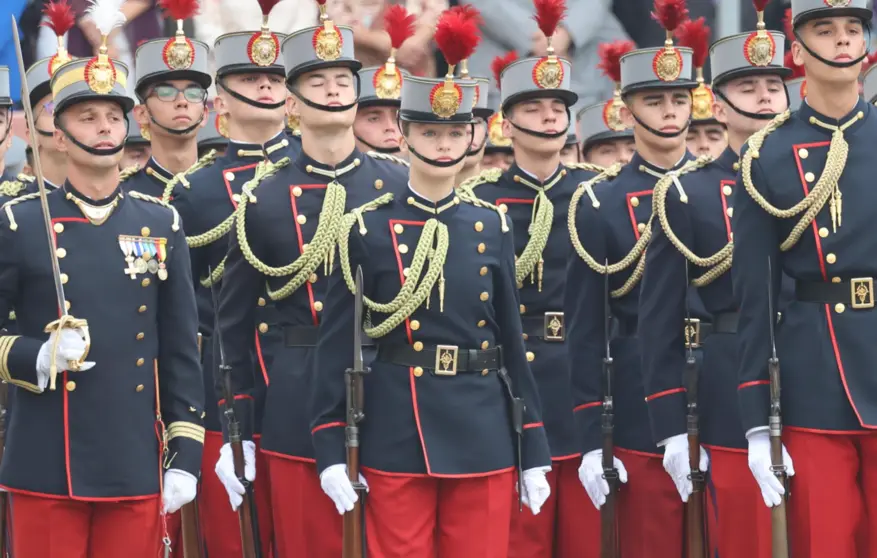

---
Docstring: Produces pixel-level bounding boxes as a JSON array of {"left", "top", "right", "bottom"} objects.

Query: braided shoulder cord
[
  {"left": 2, "top": 192, "right": 42, "bottom": 231},
  {"left": 366, "top": 151, "right": 410, "bottom": 167},
  {"left": 458, "top": 167, "right": 502, "bottom": 194},
  {"left": 564, "top": 162, "right": 606, "bottom": 173},
  {"left": 514, "top": 191, "right": 553, "bottom": 284},
  {"left": 200, "top": 256, "right": 226, "bottom": 288},
  {"left": 128, "top": 191, "right": 181, "bottom": 232},
  {"left": 456, "top": 191, "right": 509, "bottom": 232},
  {"left": 651, "top": 158, "right": 733, "bottom": 287},
  {"left": 161, "top": 149, "right": 218, "bottom": 202},
  {"left": 0, "top": 180, "right": 26, "bottom": 197},
  {"left": 119, "top": 165, "right": 140, "bottom": 182}
]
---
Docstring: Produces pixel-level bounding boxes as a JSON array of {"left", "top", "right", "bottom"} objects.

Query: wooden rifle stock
[
  {"left": 343, "top": 267, "right": 367, "bottom": 558},
  {"left": 343, "top": 435, "right": 363, "bottom": 558},
  {"left": 179, "top": 500, "right": 203, "bottom": 558},
  {"left": 230, "top": 434, "right": 258, "bottom": 558},
  {"left": 686, "top": 414, "right": 706, "bottom": 558},
  {"left": 769, "top": 357, "right": 789, "bottom": 558}
]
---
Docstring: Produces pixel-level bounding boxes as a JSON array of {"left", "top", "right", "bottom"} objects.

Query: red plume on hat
[
  {"left": 652, "top": 0, "right": 689, "bottom": 44},
  {"left": 449, "top": 5, "right": 483, "bottom": 76},
  {"left": 159, "top": 0, "right": 199, "bottom": 21},
  {"left": 861, "top": 51, "right": 877, "bottom": 74},
  {"left": 533, "top": 0, "right": 566, "bottom": 56},
  {"left": 597, "top": 40, "right": 634, "bottom": 86},
  {"left": 675, "top": 17, "right": 710, "bottom": 71},
  {"left": 492, "top": 51, "right": 518, "bottom": 89},
  {"left": 435, "top": 9, "right": 481, "bottom": 73},
  {"left": 41, "top": 0, "right": 76, "bottom": 73},
  {"left": 382, "top": 5, "right": 416, "bottom": 77},
  {"left": 784, "top": 51, "right": 805, "bottom": 79},
  {"left": 783, "top": 8, "right": 794, "bottom": 41}
]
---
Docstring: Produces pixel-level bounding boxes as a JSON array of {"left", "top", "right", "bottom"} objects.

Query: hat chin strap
[
  {"left": 355, "top": 134, "right": 400, "bottom": 154},
  {"left": 400, "top": 119, "right": 474, "bottom": 168},
  {"left": 713, "top": 85, "right": 789, "bottom": 121},
  {"left": 288, "top": 74, "right": 362, "bottom": 113},
  {"left": 0, "top": 112, "right": 13, "bottom": 145},
  {"left": 466, "top": 121, "right": 489, "bottom": 156},
  {"left": 147, "top": 105, "right": 207, "bottom": 136},
  {"left": 217, "top": 79, "right": 286, "bottom": 110},
  {"left": 629, "top": 108, "right": 691, "bottom": 139},
  {"left": 502, "top": 107, "right": 571, "bottom": 140},
  {"left": 793, "top": 28, "right": 871, "bottom": 69},
  {"left": 55, "top": 117, "right": 128, "bottom": 157}
]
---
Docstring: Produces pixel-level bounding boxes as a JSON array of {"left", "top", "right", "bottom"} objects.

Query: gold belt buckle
[
  {"left": 544, "top": 312, "right": 565, "bottom": 342},
  {"left": 435, "top": 345, "right": 459, "bottom": 376},
  {"left": 851, "top": 277, "right": 875, "bottom": 309},
  {"left": 684, "top": 318, "right": 701, "bottom": 349}
]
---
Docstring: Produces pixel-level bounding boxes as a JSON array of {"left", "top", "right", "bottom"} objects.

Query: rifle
[
  {"left": 179, "top": 499, "right": 203, "bottom": 558},
  {"left": 600, "top": 262, "right": 619, "bottom": 558},
  {"left": 684, "top": 265, "right": 707, "bottom": 558},
  {"left": 209, "top": 272, "right": 261, "bottom": 558},
  {"left": 343, "top": 266, "right": 369, "bottom": 558},
  {"left": 767, "top": 257, "right": 789, "bottom": 558}
]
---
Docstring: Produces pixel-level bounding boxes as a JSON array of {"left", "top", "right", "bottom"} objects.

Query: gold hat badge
[
  {"left": 249, "top": 0, "right": 281, "bottom": 66},
  {"left": 675, "top": 18, "right": 714, "bottom": 120},
  {"left": 313, "top": 0, "right": 343, "bottom": 62},
  {"left": 651, "top": 0, "right": 689, "bottom": 82},
  {"left": 596, "top": 40, "right": 635, "bottom": 131},
  {"left": 375, "top": 5, "right": 416, "bottom": 99},
  {"left": 42, "top": 0, "right": 75, "bottom": 76},
  {"left": 744, "top": 0, "right": 776, "bottom": 67},
  {"left": 82, "top": 0, "right": 127, "bottom": 94},
  {"left": 430, "top": 9, "right": 481, "bottom": 119},
  {"left": 159, "top": 0, "right": 199, "bottom": 70},
  {"left": 531, "top": 0, "right": 567, "bottom": 89}
]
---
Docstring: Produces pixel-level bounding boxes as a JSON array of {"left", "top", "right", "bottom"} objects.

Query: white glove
[
  {"left": 578, "top": 449, "right": 628, "bottom": 510},
  {"left": 747, "top": 430, "right": 795, "bottom": 507},
  {"left": 36, "top": 328, "right": 95, "bottom": 389},
  {"left": 662, "top": 434, "right": 709, "bottom": 502},
  {"left": 162, "top": 469, "right": 198, "bottom": 514},
  {"left": 320, "top": 463, "right": 368, "bottom": 515},
  {"left": 214, "top": 441, "right": 256, "bottom": 511},
  {"left": 520, "top": 466, "right": 551, "bottom": 515}
]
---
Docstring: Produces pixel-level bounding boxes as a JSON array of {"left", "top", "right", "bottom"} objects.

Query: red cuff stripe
[
  {"left": 738, "top": 380, "right": 770, "bottom": 390},
  {"left": 523, "top": 422, "right": 544, "bottom": 430},
  {"left": 573, "top": 401, "right": 601, "bottom": 412},
  {"left": 216, "top": 394, "right": 254, "bottom": 406},
  {"left": 311, "top": 421, "right": 346, "bottom": 435},
  {"left": 645, "top": 387, "right": 685, "bottom": 402}
]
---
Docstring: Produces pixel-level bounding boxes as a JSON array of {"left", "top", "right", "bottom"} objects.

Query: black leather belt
[
  {"left": 796, "top": 278, "right": 876, "bottom": 309},
  {"left": 616, "top": 312, "right": 739, "bottom": 346},
  {"left": 520, "top": 312, "right": 565, "bottom": 341},
  {"left": 376, "top": 343, "right": 503, "bottom": 375}
]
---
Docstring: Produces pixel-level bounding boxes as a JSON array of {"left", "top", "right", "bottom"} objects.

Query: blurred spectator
[
  {"left": 195, "top": 0, "right": 319, "bottom": 50},
  {"left": 467, "top": 0, "right": 627, "bottom": 111},
  {"left": 0, "top": 0, "right": 28, "bottom": 104},
  {"left": 67, "top": 0, "right": 158, "bottom": 70},
  {"left": 325, "top": 0, "right": 448, "bottom": 77}
]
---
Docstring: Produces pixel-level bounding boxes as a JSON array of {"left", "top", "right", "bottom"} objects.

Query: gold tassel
[
  {"left": 537, "top": 258, "right": 544, "bottom": 293},
  {"left": 439, "top": 268, "right": 445, "bottom": 313}
]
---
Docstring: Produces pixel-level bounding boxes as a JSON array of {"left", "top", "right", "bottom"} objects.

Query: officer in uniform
[
  {"left": 121, "top": 112, "right": 152, "bottom": 170},
  {"left": 638, "top": 6, "right": 790, "bottom": 556},
  {"left": 457, "top": 77, "right": 494, "bottom": 183},
  {"left": 310, "top": 10, "right": 551, "bottom": 557},
  {"left": 197, "top": 110, "right": 229, "bottom": 158},
  {"left": 0, "top": 13, "right": 203, "bottom": 555},
  {"left": 123, "top": 4, "right": 211, "bottom": 198},
  {"left": 461, "top": 5, "right": 600, "bottom": 554},
  {"left": 684, "top": 27, "right": 728, "bottom": 160},
  {"left": 565, "top": 2, "right": 706, "bottom": 555},
  {"left": 560, "top": 128, "right": 580, "bottom": 165},
  {"left": 213, "top": 3, "right": 408, "bottom": 556},
  {"left": 353, "top": 6, "right": 413, "bottom": 156},
  {"left": 166, "top": 0, "right": 294, "bottom": 554},
  {"left": 732, "top": 1, "right": 877, "bottom": 556}
]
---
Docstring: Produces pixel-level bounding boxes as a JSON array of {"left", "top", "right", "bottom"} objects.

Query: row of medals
[{"left": 126, "top": 253, "right": 168, "bottom": 281}]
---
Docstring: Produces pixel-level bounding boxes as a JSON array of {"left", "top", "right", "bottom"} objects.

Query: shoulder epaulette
[
  {"left": 129, "top": 191, "right": 181, "bottom": 232},
  {"left": 572, "top": 163, "right": 623, "bottom": 210},
  {"left": 161, "top": 150, "right": 219, "bottom": 201},
  {"left": 457, "top": 189, "right": 509, "bottom": 233},
  {"left": 241, "top": 157, "right": 290, "bottom": 201},
  {"left": 1, "top": 192, "right": 42, "bottom": 231},
  {"left": 0, "top": 180, "right": 28, "bottom": 198},
  {"left": 367, "top": 151, "right": 410, "bottom": 167},
  {"left": 15, "top": 174, "right": 35, "bottom": 183},
  {"left": 459, "top": 167, "right": 502, "bottom": 194},
  {"left": 564, "top": 162, "right": 605, "bottom": 174},
  {"left": 119, "top": 165, "right": 141, "bottom": 183}
]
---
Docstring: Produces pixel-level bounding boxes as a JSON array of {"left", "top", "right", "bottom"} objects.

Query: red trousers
[
  {"left": 783, "top": 429, "right": 877, "bottom": 558},
  {"left": 267, "top": 454, "right": 341, "bottom": 558},
  {"left": 194, "top": 432, "right": 274, "bottom": 557},
  {"left": 706, "top": 447, "right": 771, "bottom": 558},
  {"left": 616, "top": 448, "right": 684, "bottom": 558},
  {"left": 9, "top": 493, "right": 161, "bottom": 558},
  {"left": 508, "top": 457, "right": 599, "bottom": 558},
  {"left": 364, "top": 468, "right": 515, "bottom": 558}
]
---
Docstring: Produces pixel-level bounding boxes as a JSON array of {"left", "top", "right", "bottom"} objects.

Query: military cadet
[
  {"left": 310, "top": 10, "right": 551, "bottom": 557},
  {"left": 166, "top": 0, "right": 294, "bottom": 554},
  {"left": 457, "top": 77, "right": 493, "bottom": 183},
  {"left": 460, "top": 2, "right": 601, "bottom": 554},
  {"left": 559, "top": 129, "right": 580, "bottom": 165},
  {"left": 638, "top": 7, "right": 790, "bottom": 556},
  {"left": 197, "top": 110, "right": 229, "bottom": 158},
  {"left": 566, "top": 2, "right": 709, "bottom": 556},
  {"left": 213, "top": 3, "right": 408, "bottom": 556},
  {"left": 684, "top": 23, "right": 728, "bottom": 160},
  {"left": 353, "top": 6, "right": 413, "bottom": 156},
  {"left": 576, "top": 100, "right": 635, "bottom": 168},
  {"left": 480, "top": 52, "right": 517, "bottom": 172},
  {"left": 732, "top": 1, "right": 877, "bottom": 556},
  {"left": 123, "top": 2, "right": 210, "bottom": 198},
  {"left": 121, "top": 112, "right": 153, "bottom": 169},
  {"left": 0, "top": 4, "right": 203, "bottom": 554}
]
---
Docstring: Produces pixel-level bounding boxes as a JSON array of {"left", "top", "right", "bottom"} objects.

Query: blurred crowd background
[{"left": 0, "top": 0, "right": 872, "bottom": 173}]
